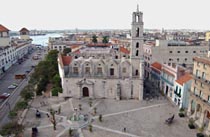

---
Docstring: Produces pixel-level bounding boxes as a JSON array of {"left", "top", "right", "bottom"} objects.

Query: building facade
[
  {"left": 188, "top": 56, "right": 210, "bottom": 135},
  {"left": 58, "top": 7, "right": 144, "bottom": 100}
]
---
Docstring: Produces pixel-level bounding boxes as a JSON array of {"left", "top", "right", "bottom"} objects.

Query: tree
[
  {"left": 0, "top": 122, "right": 24, "bottom": 136},
  {"left": 99, "top": 114, "right": 102, "bottom": 122},
  {"left": 49, "top": 108, "right": 57, "bottom": 130},
  {"left": 79, "top": 104, "right": 82, "bottom": 110},
  {"left": 94, "top": 107, "right": 97, "bottom": 114},
  {"left": 102, "top": 36, "right": 109, "bottom": 43},
  {"left": 89, "top": 124, "right": 93, "bottom": 132},
  {"left": 92, "top": 35, "right": 98, "bottom": 43},
  {"left": 63, "top": 48, "right": 71, "bottom": 55},
  {"left": 69, "top": 128, "right": 73, "bottom": 137}
]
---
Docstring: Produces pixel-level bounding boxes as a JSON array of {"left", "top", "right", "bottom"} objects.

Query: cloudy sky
[{"left": 1, "top": 0, "right": 210, "bottom": 30}]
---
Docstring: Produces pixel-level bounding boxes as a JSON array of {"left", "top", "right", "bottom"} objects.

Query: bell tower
[{"left": 130, "top": 5, "right": 144, "bottom": 79}]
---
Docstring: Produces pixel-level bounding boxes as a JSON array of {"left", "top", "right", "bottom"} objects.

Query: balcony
[
  {"left": 174, "top": 90, "right": 181, "bottom": 98},
  {"left": 161, "top": 76, "right": 173, "bottom": 86},
  {"left": 193, "top": 75, "right": 210, "bottom": 87}
]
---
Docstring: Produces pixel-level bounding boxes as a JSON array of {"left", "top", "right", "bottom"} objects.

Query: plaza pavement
[{"left": 23, "top": 96, "right": 198, "bottom": 137}]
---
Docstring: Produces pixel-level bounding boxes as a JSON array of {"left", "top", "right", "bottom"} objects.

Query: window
[
  {"left": 122, "top": 68, "right": 126, "bottom": 73},
  {"left": 185, "top": 51, "right": 188, "bottom": 53},
  {"left": 169, "top": 58, "right": 172, "bottom": 61},
  {"left": 115, "top": 56, "right": 118, "bottom": 59},
  {"left": 169, "top": 51, "right": 172, "bottom": 53},
  {"left": 201, "top": 83, "right": 204, "bottom": 88},
  {"left": 193, "top": 51, "right": 196, "bottom": 53},
  {"left": 73, "top": 67, "right": 78, "bottom": 74},
  {"left": 204, "top": 64, "right": 207, "bottom": 69},
  {"left": 197, "top": 62, "right": 200, "bottom": 66},
  {"left": 208, "top": 95, "right": 210, "bottom": 103},
  {"left": 135, "top": 70, "right": 139, "bottom": 76},
  {"left": 199, "top": 90, "right": 203, "bottom": 98},
  {"left": 177, "top": 51, "right": 180, "bottom": 53},
  {"left": 110, "top": 68, "right": 114, "bottom": 76},
  {"left": 177, "top": 58, "right": 179, "bottom": 62},
  {"left": 85, "top": 67, "right": 90, "bottom": 74},
  {"left": 97, "top": 67, "right": 102, "bottom": 75},
  {"left": 194, "top": 80, "right": 197, "bottom": 84},
  {"left": 136, "top": 28, "right": 139, "bottom": 37},
  {"left": 202, "top": 72, "right": 206, "bottom": 79},
  {"left": 136, "top": 42, "right": 139, "bottom": 48},
  {"left": 185, "top": 58, "right": 187, "bottom": 62},
  {"left": 196, "top": 69, "right": 199, "bottom": 77},
  {"left": 136, "top": 50, "right": 139, "bottom": 56}
]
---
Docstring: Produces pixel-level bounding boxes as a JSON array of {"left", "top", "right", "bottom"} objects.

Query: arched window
[
  {"left": 136, "top": 42, "right": 139, "bottom": 48},
  {"left": 136, "top": 50, "right": 139, "bottom": 56},
  {"left": 135, "top": 70, "right": 139, "bottom": 76},
  {"left": 136, "top": 15, "right": 139, "bottom": 22},
  {"left": 136, "top": 28, "right": 139, "bottom": 37}
]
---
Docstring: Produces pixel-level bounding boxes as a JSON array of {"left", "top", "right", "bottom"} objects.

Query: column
[
  {"left": 187, "top": 100, "right": 192, "bottom": 116},
  {"left": 79, "top": 85, "right": 82, "bottom": 99},
  {"left": 193, "top": 104, "right": 198, "bottom": 119},
  {"left": 206, "top": 122, "right": 210, "bottom": 135},
  {"left": 198, "top": 110, "right": 205, "bottom": 128}
]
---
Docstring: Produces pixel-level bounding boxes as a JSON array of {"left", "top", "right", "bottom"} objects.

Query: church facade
[{"left": 58, "top": 7, "right": 144, "bottom": 100}]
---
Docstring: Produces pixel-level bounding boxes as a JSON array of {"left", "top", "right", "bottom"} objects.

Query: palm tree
[
  {"left": 92, "top": 35, "right": 98, "bottom": 43},
  {"left": 102, "top": 36, "right": 109, "bottom": 43}
]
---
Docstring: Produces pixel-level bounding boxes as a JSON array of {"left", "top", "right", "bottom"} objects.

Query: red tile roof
[
  {"left": 87, "top": 43, "right": 111, "bottom": 47},
  {"left": 119, "top": 46, "right": 130, "bottom": 54},
  {"left": 19, "top": 27, "right": 29, "bottom": 32},
  {"left": 0, "top": 24, "right": 9, "bottom": 32},
  {"left": 70, "top": 45, "right": 80, "bottom": 49},
  {"left": 151, "top": 62, "right": 162, "bottom": 71},
  {"left": 176, "top": 74, "right": 192, "bottom": 86},
  {"left": 62, "top": 56, "right": 72, "bottom": 66}
]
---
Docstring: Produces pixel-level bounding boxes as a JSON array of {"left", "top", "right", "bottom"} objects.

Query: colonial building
[
  {"left": 58, "top": 7, "right": 144, "bottom": 100},
  {"left": 188, "top": 56, "right": 210, "bottom": 135}
]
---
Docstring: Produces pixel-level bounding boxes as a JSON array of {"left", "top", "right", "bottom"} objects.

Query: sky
[{"left": 1, "top": 0, "right": 210, "bottom": 31}]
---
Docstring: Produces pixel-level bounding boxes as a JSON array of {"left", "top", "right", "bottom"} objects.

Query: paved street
[{"left": 0, "top": 47, "right": 47, "bottom": 127}]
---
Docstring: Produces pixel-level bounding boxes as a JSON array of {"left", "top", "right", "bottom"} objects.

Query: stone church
[{"left": 58, "top": 7, "right": 144, "bottom": 100}]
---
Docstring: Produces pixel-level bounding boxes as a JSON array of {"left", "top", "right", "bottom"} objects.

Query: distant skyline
[{"left": 1, "top": 0, "right": 210, "bottom": 31}]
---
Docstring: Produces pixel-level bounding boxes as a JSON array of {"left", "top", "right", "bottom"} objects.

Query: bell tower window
[
  {"left": 136, "top": 50, "right": 139, "bottom": 56},
  {"left": 136, "top": 42, "right": 139, "bottom": 48},
  {"left": 136, "top": 28, "right": 139, "bottom": 37}
]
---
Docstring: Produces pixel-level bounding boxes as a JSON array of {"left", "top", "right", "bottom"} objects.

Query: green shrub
[
  {"left": 178, "top": 112, "right": 185, "bottom": 117},
  {"left": 0, "top": 122, "right": 24, "bottom": 136},
  {"left": 14, "top": 101, "right": 28, "bottom": 111},
  {"left": 179, "top": 108, "right": 185, "bottom": 112},
  {"left": 8, "top": 110, "right": 17, "bottom": 119},
  {"left": 188, "top": 123, "right": 195, "bottom": 129},
  {"left": 196, "top": 133, "right": 204, "bottom": 137}
]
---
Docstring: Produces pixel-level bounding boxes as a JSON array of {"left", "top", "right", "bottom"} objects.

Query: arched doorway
[{"left": 83, "top": 87, "right": 89, "bottom": 97}]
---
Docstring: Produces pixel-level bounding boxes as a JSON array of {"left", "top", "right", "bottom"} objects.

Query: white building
[
  {"left": 58, "top": 7, "right": 144, "bottom": 100},
  {"left": 144, "top": 39, "right": 209, "bottom": 79}
]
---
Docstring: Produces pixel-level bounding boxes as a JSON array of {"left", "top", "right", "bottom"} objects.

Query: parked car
[
  {"left": 8, "top": 84, "right": 17, "bottom": 89},
  {"left": 0, "top": 93, "right": 10, "bottom": 99}
]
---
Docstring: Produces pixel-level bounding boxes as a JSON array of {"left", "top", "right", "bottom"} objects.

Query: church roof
[
  {"left": 62, "top": 56, "right": 72, "bottom": 66},
  {"left": 0, "top": 24, "right": 9, "bottom": 32},
  {"left": 119, "top": 46, "right": 130, "bottom": 54}
]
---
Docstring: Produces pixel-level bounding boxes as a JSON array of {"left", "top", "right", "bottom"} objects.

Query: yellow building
[
  {"left": 205, "top": 31, "right": 210, "bottom": 42},
  {"left": 187, "top": 56, "right": 210, "bottom": 135}
]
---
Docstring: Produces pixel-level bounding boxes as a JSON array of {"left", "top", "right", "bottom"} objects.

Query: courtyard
[{"left": 23, "top": 96, "right": 197, "bottom": 137}]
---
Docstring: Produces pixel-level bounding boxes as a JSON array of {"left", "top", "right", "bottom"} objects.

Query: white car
[{"left": 8, "top": 84, "right": 17, "bottom": 89}]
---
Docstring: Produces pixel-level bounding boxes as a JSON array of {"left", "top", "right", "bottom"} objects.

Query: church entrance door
[{"left": 83, "top": 87, "right": 89, "bottom": 97}]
